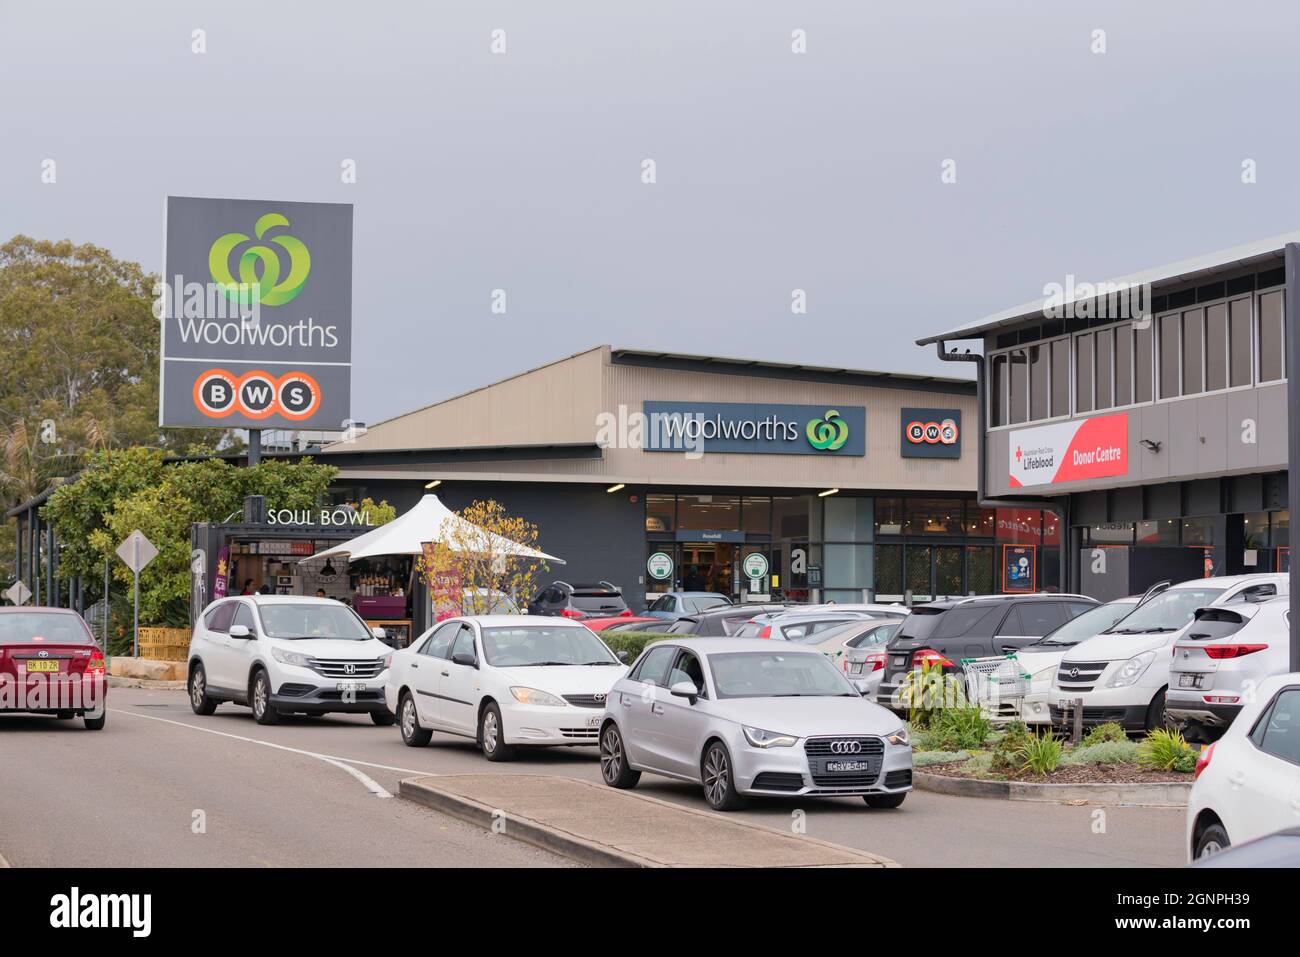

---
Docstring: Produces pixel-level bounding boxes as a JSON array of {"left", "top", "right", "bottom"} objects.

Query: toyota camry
[{"left": 597, "top": 638, "right": 912, "bottom": 811}]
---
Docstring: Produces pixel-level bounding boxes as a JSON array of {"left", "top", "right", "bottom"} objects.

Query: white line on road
[{"left": 110, "top": 708, "right": 435, "bottom": 798}]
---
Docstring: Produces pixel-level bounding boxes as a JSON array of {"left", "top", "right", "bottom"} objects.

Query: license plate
[
  {"left": 1179, "top": 673, "right": 1202, "bottom": 689},
  {"left": 826, "top": 760, "right": 871, "bottom": 773},
  {"left": 848, "top": 663, "right": 863, "bottom": 675},
  {"left": 25, "top": 660, "right": 59, "bottom": 673},
  {"left": 336, "top": 681, "right": 363, "bottom": 693},
  {"left": 891, "top": 656, "right": 908, "bottom": 667}
]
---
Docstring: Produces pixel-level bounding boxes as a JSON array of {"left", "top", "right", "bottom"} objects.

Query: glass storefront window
[
  {"left": 824, "top": 544, "right": 871, "bottom": 592},
  {"left": 1088, "top": 523, "right": 1134, "bottom": 544},
  {"left": 1182, "top": 518, "right": 1214, "bottom": 546},
  {"left": 966, "top": 508, "right": 995, "bottom": 537},
  {"left": 1136, "top": 519, "right": 1179, "bottom": 545},
  {"left": 825, "top": 496, "right": 872, "bottom": 543},
  {"left": 874, "top": 544, "right": 903, "bottom": 598},
  {"left": 741, "top": 497, "right": 771, "bottom": 535},
  {"left": 1272, "top": 510, "right": 1289, "bottom": 548},
  {"left": 772, "top": 496, "right": 811, "bottom": 539},
  {"left": 874, "top": 498, "right": 903, "bottom": 536},
  {"left": 1243, "top": 512, "right": 1270, "bottom": 550},
  {"left": 905, "top": 498, "right": 965, "bottom": 536},
  {"left": 677, "top": 494, "right": 740, "bottom": 531},
  {"left": 645, "top": 494, "right": 674, "bottom": 533}
]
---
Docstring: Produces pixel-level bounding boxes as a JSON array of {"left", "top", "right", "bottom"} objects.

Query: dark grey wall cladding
[{"left": 347, "top": 480, "right": 647, "bottom": 609}]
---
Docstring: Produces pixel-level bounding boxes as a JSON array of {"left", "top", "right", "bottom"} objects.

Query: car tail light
[
  {"left": 858, "top": 652, "right": 887, "bottom": 674},
  {"left": 912, "top": 648, "right": 952, "bottom": 668},
  {"left": 1203, "top": 644, "right": 1268, "bottom": 659},
  {"left": 559, "top": 608, "right": 585, "bottom": 620},
  {"left": 86, "top": 650, "right": 106, "bottom": 676},
  {"left": 1194, "top": 742, "right": 1215, "bottom": 780},
  {"left": 1203, "top": 695, "right": 1240, "bottom": 704},
  {"left": 618, "top": 609, "right": 633, "bottom": 617},
  {"left": 758, "top": 625, "right": 772, "bottom": 639}
]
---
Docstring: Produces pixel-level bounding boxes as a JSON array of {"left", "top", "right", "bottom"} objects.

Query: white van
[{"left": 1051, "top": 574, "right": 1288, "bottom": 733}]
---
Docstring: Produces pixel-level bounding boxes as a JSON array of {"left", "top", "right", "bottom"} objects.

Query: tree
[{"left": 417, "top": 500, "right": 550, "bottom": 617}]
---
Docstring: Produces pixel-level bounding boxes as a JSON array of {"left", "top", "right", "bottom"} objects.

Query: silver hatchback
[{"left": 598, "top": 638, "right": 913, "bottom": 811}]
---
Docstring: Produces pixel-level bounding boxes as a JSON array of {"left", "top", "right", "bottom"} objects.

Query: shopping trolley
[{"left": 959, "top": 653, "right": 1032, "bottom": 723}]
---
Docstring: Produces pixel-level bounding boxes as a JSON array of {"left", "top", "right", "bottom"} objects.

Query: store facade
[
  {"left": 306, "top": 346, "right": 1056, "bottom": 608},
  {"left": 918, "top": 232, "right": 1293, "bottom": 599}
]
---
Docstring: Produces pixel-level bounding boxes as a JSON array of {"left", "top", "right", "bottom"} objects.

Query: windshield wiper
[
  {"left": 579, "top": 661, "right": 619, "bottom": 665},
  {"left": 1109, "top": 626, "right": 1176, "bottom": 635}
]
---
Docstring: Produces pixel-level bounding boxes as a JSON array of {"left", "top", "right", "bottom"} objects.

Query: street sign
[
  {"left": 646, "top": 552, "right": 674, "bottom": 581},
  {"left": 5, "top": 580, "right": 31, "bottom": 606},
  {"left": 116, "top": 530, "right": 158, "bottom": 658},
  {"left": 742, "top": 553, "right": 769, "bottom": 580},
  {"left": 116, "top": 530, "right": 158, "bottom": 573}
]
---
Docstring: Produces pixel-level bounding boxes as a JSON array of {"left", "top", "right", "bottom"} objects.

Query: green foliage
[
  {"left": 355, "top": 496, "right": 397, "bottom": 525},
  {"left": 897, "top": 659, "right": 966, "bottom": 728},
  {"left": 43, "top": 448, "right": 336, "bottom": 626},
  {"left": 927, "top": 706, "right": 992, "bottom": 751},
  {"left": 596, "top": 630, "right": 670, "bottom": 662},
  {"left": 1082, "top": 721, "right": 1129, "bottom": 747},
  {"left": 1138, "top": 728, "right": 1198, "bottom": 772},
  {"left": 990, "top": 721, "right": 1034, "bottom": 774},
  {"left": 913, "top": 750, "right": 971, "bottom": 767},
  {"left": 1062, "top": 740, "right": 1142, "bottom": 765},
  {"left": 1018, "top": 732, "right": 1063, "bottom": 777}
]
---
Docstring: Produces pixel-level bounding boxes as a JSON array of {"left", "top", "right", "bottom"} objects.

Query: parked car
[
  {"left": 1012, "top": 596, "right": 1144, "bottom": 725},
  {"left": 0, "top": 607, "right": 107, "bottom": 730},
  {"left": 597, "top": 638, "right": 913, "bottom": 811},
  {"left": 643, "top": 591, "right": 732, "bottom": 620},
  {"left": 584, "top": 615, "right": 660, "bottom": 632},
  {"left": 664, "top": 603, "right": 789, "bottom": 637},
  {"left": 734, "top": 609, "right": 878, "bottom": 639},
  {"left": 604, "top": 618, "right": 677, "bottom": 634},
  {"left": 1186, "top": 673, "right": 1300, "bottom": 860},
  {"left": 876, "top": 593, "right": 1099, "bottom": 712},
  {"left": 1168, "top": 596, "right": 1291, "bottom": 743},
  {"left": 831, "top": 619, "right": 906, "bottom": 696},
  {"left": 1053, "top": 574, "right": 1287, "bottom": 733},
  {"left": 527, "top": 581, "right": 630, "bottom": 620},
  {"left": 1191, "top": 827, "right": 1300, "bottom": 867},
  {"left": 461, "top": 588, "right": 521, "bottom": 615},
  {"left": 386, "top": 615, "right": 629, "bottom": 759},
  {"left": 186, "top": 595, "right": 395, "bottom": 726}
]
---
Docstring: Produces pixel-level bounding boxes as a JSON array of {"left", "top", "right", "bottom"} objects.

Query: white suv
[
  {"left": 1052, "top": 574, "right": 1288, "bottom": 733},
  {"left": 187, "top": 595, "right": 395, "bottom": 726}
]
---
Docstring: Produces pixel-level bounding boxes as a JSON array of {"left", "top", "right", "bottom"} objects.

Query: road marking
[{"left": 110, "top": 708, "right": 435, "bottom": 797}]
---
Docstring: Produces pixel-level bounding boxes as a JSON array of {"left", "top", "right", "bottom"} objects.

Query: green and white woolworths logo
[
  {"left": 806, "top": 410, "right": 849, "bottom": 451},
  {"left": 208, "top": 212, "right": 312, "bottom": 307}
]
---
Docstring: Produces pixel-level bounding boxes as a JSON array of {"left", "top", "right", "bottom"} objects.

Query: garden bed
[{"left": 919, "top": 759, "right": 1190, "bottom": 785}]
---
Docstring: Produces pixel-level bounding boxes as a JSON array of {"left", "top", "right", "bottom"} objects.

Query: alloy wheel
[
  {"left": 600, "top": 727, "right": 622, "bottom": 783},
  {"left": 482, "top": 710, "right": 499, "bottom": 753},
  {"left": 401, "top": 697, "right": 417, "bottom": 738},
  {"left": 191, "top": 670, "right": 205, "bottom": 708},
  {"left": 253, "top": 675, "right": 268, "bottom": 716},
  {"left": 703, "top": 746, "right": 729, "bottom": 807}
]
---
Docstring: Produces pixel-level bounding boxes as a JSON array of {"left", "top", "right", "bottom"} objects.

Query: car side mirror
[
  {"left": 229, "top": 624, "right": 252, "bottom": 639},
  {"left": 669, "top": 680, "right": 699, "bottom": 703},
  {"left": 616, "top": 650, "right": 629, "bottom": 663},
  {"left": 452, "top": 651, "right": 477, "bottom": 668},
  {"left": 371, "top": 626, "right": 387, "bottom": 639}
]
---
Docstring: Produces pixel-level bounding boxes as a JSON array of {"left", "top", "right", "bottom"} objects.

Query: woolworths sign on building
[
  {"left": 159, "top": 196, "right": 353, "bottom": 430},
  {"left": 641, "top": 401, "right": 865, "bottom": 456}
]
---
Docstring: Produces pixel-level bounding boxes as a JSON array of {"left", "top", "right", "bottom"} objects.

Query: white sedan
[
  {"left": 1187, "top": 672, "right": 1300, "bottom": 860},
  {"left": 385, "top": 615, "right": 629, "bottom": 760}
]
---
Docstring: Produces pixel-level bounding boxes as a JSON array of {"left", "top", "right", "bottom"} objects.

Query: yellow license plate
[{"left": 25, "top": 660, "right": 59, "bottom": 672}]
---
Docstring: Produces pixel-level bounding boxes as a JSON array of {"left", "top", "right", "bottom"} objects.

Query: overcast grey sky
[{"left": 4, "top": 0, "right": 1300, "bottom": 426}]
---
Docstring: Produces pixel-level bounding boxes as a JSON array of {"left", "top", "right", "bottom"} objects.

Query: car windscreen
[
  {"left": 481, "top": 625, "right": 620, "bottom": 666},
  {"left": 571, "top": 592, "right": 628, "bottom": 612},
  {"left": 846, "top": 621, "right": 901, "bottom": 648},
  {"left": 708, "top": 651, "right": 857, "bottom": 698},
  {"left": 890, "top": 606, "right": 945, "bottom": 641},
  {"left": 0, "top": 613, "right": 94, "bottom": 644},
  {"left": 1103, "top": 588, "right": 1227, "bottom": 635},
  {"left": 257, "top": 603, "right": 372, "bottom": 640},
  {"left": 1034, "top": 601, "right": 1136, "bottom": 646},
  {"left": 688, "top": 597, "right": 731, "bottom": 613}
]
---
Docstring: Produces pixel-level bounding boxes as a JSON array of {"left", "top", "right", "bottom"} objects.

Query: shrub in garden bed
[
  {"left": 926, "top": 706, "right": 992, "bottom": 751},
  {"left": 1017, "top": 732, "right": 1064, "bottom": 777},
  {"left": 1138, "top": 728, "right": 1198, "bottom": 772},
  {"left": 1062, "top": 739, "right": 1141, "bottom": 766},
  {"left": 1082, "top": 721, "right": 1129, "bottom": 747},
  {"left": 914, "top": 750, "right": 971, "bottom": 768},
  {"left": 596, "top": 630, "right": 669, "bottom": 662}
]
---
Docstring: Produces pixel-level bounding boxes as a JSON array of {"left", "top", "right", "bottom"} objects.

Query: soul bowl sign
[{"left": 742, "top": 553, "right": 769, "bottom": 580}]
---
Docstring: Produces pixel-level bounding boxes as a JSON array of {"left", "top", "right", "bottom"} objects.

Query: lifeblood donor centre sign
[{"left": 1009, "top": 412, "right": 1128, "bottom": 489}]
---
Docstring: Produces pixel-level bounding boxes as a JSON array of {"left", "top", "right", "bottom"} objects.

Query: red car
[
  {"left": 583, "top": 615, "right": 658, "bottom": 632},
  {"left": 0, "top": 607, "right": 107, "bottom": 730}
]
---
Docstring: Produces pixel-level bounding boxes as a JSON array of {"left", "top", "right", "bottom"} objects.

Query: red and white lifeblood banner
[{"left": 1009, "top": 412, "right": 1128, "bottom": 488}]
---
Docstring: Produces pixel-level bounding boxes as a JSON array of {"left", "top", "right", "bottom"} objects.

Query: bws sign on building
[
  {"left": 1009, "top": 412, "right": 1128, "bottom": 488},
  {"left": 900, "top": 408, "right": 961, "bottom": 459},
  {"left": 160, "top": 196, "right": 352, "bottom": 429},
  {"left": 642, "top": 402, "right": 865, "bottom": 456}
]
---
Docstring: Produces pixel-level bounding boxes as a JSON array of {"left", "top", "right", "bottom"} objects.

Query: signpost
[
  {"left": 4, "top": 580, "right": 31, "bottom": 607},
  {"left": 646, "top": 552, "right": 674, "bottom": 582},
  {"left": 116, "top": 530, "right": 158, "bottom": 658},
  {"left": 743, "top": 553, "right": 770, "bottom": 596}
]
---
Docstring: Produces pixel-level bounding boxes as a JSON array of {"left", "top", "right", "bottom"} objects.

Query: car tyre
[
  {"left": 479, "top": 702, "right": 516, "bottom": 761},
  {"left": 370, "top": 708, "right": 397, "bottom": 727},
  {"left": 1144, "top": 688, "right": 1169, "bottom": 732},
  {"left": 863, "top": 792, "right": 907, "bottom": 809},
  {"left": 399, "top": 692, "right": 432, "bottom": 747},
  {"left": 83, "top": 711, "right": 106, "bottom": 731},
  {"left": 701, "top": 741, "right": 745, "bottom": 811},
  {"left": 250, "top": 669, "right": 280, "bottom": 725},
  {"left": 599, "top": 722, "right": 641, "bottom": 789},
  {"left": 188, "top": 662, "right": 218, "bottom": 716},
  {"left": 1194, "top": 822, "right": 1230, "bottom": 859}
]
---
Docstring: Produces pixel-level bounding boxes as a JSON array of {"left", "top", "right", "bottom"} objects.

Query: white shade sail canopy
[{"left": 303, "top": 494, "right": 565, "bottom": 565}]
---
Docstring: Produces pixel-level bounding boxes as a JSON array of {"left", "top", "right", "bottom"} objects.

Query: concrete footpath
[{"left": 400, "top": 773, "right": 898, "bottom": 868}]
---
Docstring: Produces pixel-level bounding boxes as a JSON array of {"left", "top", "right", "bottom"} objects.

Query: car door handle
[
  {"left": 441, "top": 670, "right": 450, "bottom": 677},
  {"left": 621, "top": 695, "right": 632, "bottom": 708},
  {"left": 411, "top": 662, "right": 419, "bottom": 669},
  {"left": 651, "top": 703, "right": 665, "bottom": 716}
]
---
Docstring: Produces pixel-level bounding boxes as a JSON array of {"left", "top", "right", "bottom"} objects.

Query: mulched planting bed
[{"left": 919, "top": 759, "right": 1190, "bottom": 785}]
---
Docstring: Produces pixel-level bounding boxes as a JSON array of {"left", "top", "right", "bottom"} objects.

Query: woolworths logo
[
  {"left": 806, "top": 410, "right": 849, "bottom": 451},
  {"left": 208, "top": 212, "right": 312, "bottom": 307}
]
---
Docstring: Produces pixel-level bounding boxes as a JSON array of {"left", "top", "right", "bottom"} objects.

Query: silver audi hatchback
[{"left": 598, "top": 638, "right": 913, "bottom": 811}]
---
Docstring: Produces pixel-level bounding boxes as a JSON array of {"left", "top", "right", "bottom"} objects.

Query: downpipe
[{"left": 934, "top": 342, "right": 1070, "bottom": 593}]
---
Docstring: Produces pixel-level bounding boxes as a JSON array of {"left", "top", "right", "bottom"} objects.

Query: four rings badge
[{"left": 829, "top": 740, "right": 861, "bottom": 755}]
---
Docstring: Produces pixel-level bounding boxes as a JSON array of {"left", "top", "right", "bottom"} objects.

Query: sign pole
[
  {"left": 103, "top": 559, "right": 109, "bottom": 653},
  {"left": 1286, "top": 243, "right": 1299, "bottom": 673},
  {"left": 248, "top": 429, "right": 261, "bottom": 467},
  {"left": 133, "top": 536, "right": 140, "bottom": 658}
]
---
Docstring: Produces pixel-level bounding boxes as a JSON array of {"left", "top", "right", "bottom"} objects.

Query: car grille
[
  {"left": 1056, "top": 661, "right": 1107, "bottom": 692},
  {"left": 559, "top": 727, "right": 599, "bottom": 740},
  {"left": 751, "top": 772, "right": 805, "bottom": 792},
  {"left": 883, "top": 769, "right": 912, "bottom": 789},
  {"left": 561, "top": 694, "right": 608, "bottom": 709},
  {"left": 316, "top": 689, "right": 385, "bottom": 702},
  {"left": 804, "top": 736, "right": 884, "bottom": 787},
  {"left": 311, "top": 658, "right": 384, "bottom": 679}
]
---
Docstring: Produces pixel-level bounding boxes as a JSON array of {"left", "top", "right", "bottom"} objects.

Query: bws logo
[
  {"left": 805, "top": 410, "right": 849, "bottom": 451},
  {"left": 193, "top": 369, "right": 320, "bottom": 421},
  {"left": 905, "top": 418, "right": 959, "bottom": 446},
  {"left": 208, "top": 212, "right": 312, "bottom": 308}
]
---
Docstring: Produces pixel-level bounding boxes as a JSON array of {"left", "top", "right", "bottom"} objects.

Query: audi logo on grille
[
  {"left": 829, "top": 740, "right": 862, "bottom": 755},
  {"left": 1069, "top": 667, "right": 1080, "bottom": 678},
  {"left": 344, "top": 663, "right": 356, "bottom": 675}
]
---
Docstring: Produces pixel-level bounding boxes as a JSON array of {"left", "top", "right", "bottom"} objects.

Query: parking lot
[{"left": 0, "top": 685, "right": 1185, "bottom": 868}]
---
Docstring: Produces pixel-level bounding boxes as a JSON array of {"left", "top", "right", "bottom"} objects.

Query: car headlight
[
  {"left": 1106, "top": 650, "right": 1156, "bottom": 688},
  {"left": 886, "top": 727, "right": 910, "bottom": 747},
  {"left": 271, "top": 647, "right": 312, "bottom": 668},
  {"left": 742, "top": 726, "right": 798, "bottom": 749},
  {"left": 379, "top": 653, "right": 392, "bottom": 670},
  {"left": 510, "top": 686, "right": 567, "bottom": 707}
]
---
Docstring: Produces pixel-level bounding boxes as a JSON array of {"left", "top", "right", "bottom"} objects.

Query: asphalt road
[{"left": 1, "top": 686, "right": 1187, "bottom": 868}]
